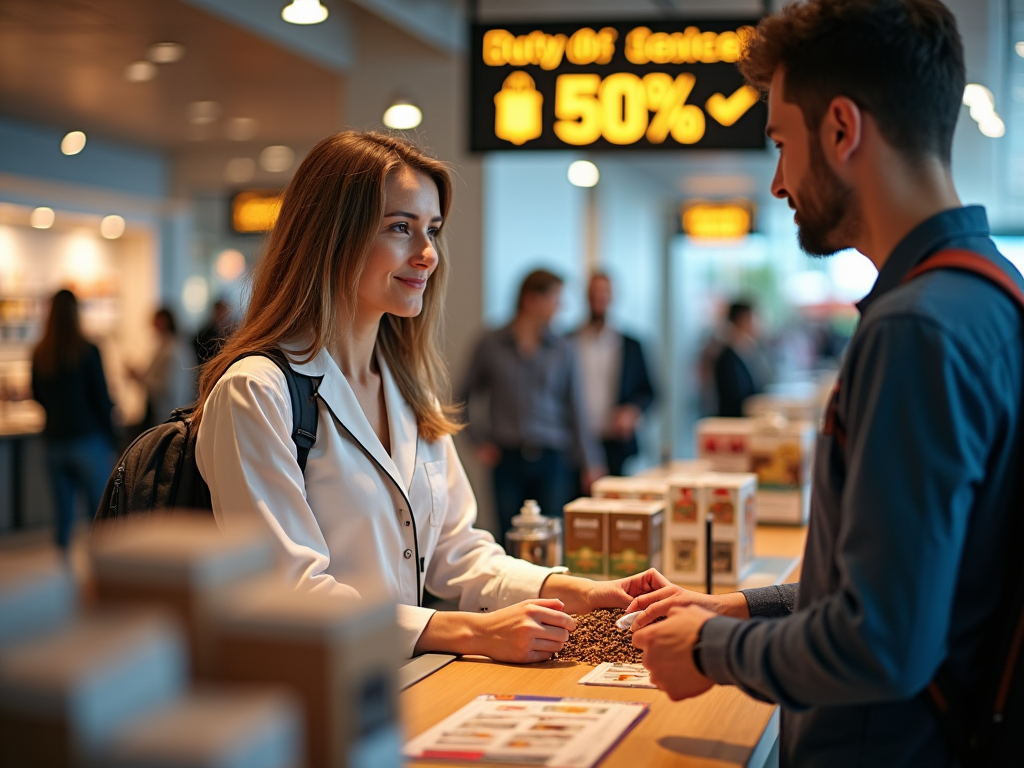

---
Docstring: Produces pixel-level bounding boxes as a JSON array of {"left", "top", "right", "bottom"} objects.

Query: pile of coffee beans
[{"left": 554, "top": 608, "right": 643, "bottom": 664}]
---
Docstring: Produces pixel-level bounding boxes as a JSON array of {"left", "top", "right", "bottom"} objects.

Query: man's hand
[
  {"left": 632, "top": 604, "right": 716, "bottom": 701},
  {"left": 610, "top": 404, "right": 642, "bottom": 440},
  {"left": 475, "top": 442, "right": 502, "bottom": 468},
  {"left": 581, "top": 466, "right": 606, "bottom": 495},
  {"left": 627, "top": 586, "right": 750, "bottom": 630}
]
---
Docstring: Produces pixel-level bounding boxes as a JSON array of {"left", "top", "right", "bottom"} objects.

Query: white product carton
[
  {"left": 703, "top": 473, "right": 758, "bottom": 585},
  {"left": 749, "top": 418, "right": 816, "bottom": 525},
  {"left": 663, "top": 474, "right": 706, "bottom": 584},
  {"left": 696, "top": 418, "right": 755, "bottom": 473},
  {"left": 635, "top": 459, "right": 712, "bottom": 480},
  {"left": 591, "top": 476, "right": 669, "bottom": 501}
]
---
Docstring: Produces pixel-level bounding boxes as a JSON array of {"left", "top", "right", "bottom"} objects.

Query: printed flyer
[{"left": 577, "top": 662, "right": 657, "bottom": 689}]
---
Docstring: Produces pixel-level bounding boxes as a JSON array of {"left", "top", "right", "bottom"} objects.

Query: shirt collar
[{"left": 856, "top": 205, "right": 990, "bottom": 314}]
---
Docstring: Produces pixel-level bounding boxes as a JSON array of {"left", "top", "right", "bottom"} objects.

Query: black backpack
[{"left": 96, "top": 348, "right": 322, "bottom": 521}]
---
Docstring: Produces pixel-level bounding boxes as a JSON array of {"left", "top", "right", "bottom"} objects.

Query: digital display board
[
  {"left": 231, "top": 190, "right": 282, "bottom": 233},
  {"left": 469, "top": 20, "right": 767, "bottom": 152}
]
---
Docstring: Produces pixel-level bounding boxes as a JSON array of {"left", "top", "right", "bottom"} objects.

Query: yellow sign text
[
  {"left": 682, "top": 202, "right": 753, "bottom": 240},
  {"left": 624, "top": 25, "right": 754, "bottom": 65}
]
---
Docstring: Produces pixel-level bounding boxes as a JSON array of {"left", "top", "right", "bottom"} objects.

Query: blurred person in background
[
  {"left": 129, "top": 307, "right": 196, "bottom": 428},
  {"left": 572, "top": 273, "right": 656, "bottom": 477},
  {"left": 713, "top": 300, "right": 772, "bottom": 417},
  {"left": 193, "top": 298, "right": 235, "bottom": 366},
  {"left": 31, "top": 289, "right": 115, "bottom": 547},
  {"left": 460, "top": 269, "right": 605, "bottom": 536}
]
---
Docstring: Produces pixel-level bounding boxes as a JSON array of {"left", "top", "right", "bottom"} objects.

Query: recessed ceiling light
[
  {"left": 215, "top": 249, "right": 247, "bottom": 281},
  {"left": 187, "top": 101, "right": 221, "bottom": 125},
  {"left": 567, "top": 160, "right": 599, "bottom": 187},
  {"left": 1016, "top": 41, "right": 1024, "bottom": 59},
  {"left": 61, "top": 131, "right": 86, "bottom": 155},
  {"left": 383, "top": 100, "right": 422, "bottom": 130},
  {"left": 226, "top": 117, "right": 259, "bottom": 142},
  {"left": 124, "top": 61, "right": 157, "bottom": 83},
  {"left": 282, "top": 0, "right": 328, "bottom": 25},
  {"left": 100, "top": 214, "right": 126, "bottom": 239},
  {"left": 30, "top": 207, "right": 55, "bottom": 229},
  {"left": 225, "top": 158, "right": 256, "bottom": 184},
  {"left": 147, "top": 42, "right": 186, "bottom": 64},
  {"left": 260, "top": 145, "right": 295, "bottom": 173}
]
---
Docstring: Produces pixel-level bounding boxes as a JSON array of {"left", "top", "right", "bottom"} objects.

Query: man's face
[
  {"left": 524, "top": 286, "right": 562, "bottom": 326},
  {"left": 767, "top": 68, "right": 862, "bottom": 257},
  {"left": 588, "top": 276, "right": 612, "bottom": 320}
]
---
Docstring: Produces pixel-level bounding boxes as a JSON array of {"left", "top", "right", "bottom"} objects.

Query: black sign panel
[{"left": 469, "top": 20, "right": 767, "bottom": 152}]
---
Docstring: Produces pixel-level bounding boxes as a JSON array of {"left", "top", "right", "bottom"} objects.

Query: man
[
  {"left": 460, "top": 269, "right": 605, "bottom": 536},
  {"left": 713, "top": 300, "right": 770, "bottom": 417},
  {"left": 572, "top": 273, "right": 656, "bottom": 476},
  {"left": 628, "top": 2, "right": 1024, "bottom": 765}
]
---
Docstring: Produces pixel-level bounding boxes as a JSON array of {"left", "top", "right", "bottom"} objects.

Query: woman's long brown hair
[
  {"left": 194, "top": 131, "right": 462, "bottom": 441},
  {"left": 33, "top": 289, "right": 88, "bottom": 377}
]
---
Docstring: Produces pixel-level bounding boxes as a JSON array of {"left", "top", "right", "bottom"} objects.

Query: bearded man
[{"left": 628, "top": 1, "right": 1024, "bottom": 765}]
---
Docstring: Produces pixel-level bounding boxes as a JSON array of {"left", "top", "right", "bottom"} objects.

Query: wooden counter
[{"left": 401, "top": 658, "right": 778, "bottom": 768}]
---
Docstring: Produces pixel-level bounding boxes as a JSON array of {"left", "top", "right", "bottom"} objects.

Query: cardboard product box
[
  {"left": 0, "top": 610, "right": 187, "bottom": 768},
  {"left": 0, "top": 548, "right": 77, "bottom": 647},
  {"left": 213, "top": 585, "right": 400, "bottom": 768},
  {"left": 591, "top": 476, "right": 668, "bottom": 502},
  {"left": 91, "top": 688, "right": 302, "bottom": 768},
  {"left": 696, "top": 418, "right": 756, "bottom": 473},
  {"left": 563, "top": 498, "right": 610, "bottom": 578},
  {"left": 663, "top": 474, "right": 706, "bottom": 584},
  {"left": 607, "top": 500, "right": 664, "bottom": 578},
  {"left": 635, "top": 459, "right": 711, "bottom": 480},
  {"left": 702, "top": 473, "right": 758, "bottom": 585},
  {"left": 90, "top": 515, "right": 274, "bottom": 677},
  {"left": 749, "top": 419, "right": 816, "bottom": 525}
]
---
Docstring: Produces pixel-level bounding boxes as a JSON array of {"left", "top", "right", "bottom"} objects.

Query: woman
[
  {"left": 195, "top": 132, "right": 667, "bottom": 661},
  {"left": 129, "top": 307, "right": 196, "bottom": 428},
  {"left": 32, "top": 289, "right": 115, "bottom": 548}
]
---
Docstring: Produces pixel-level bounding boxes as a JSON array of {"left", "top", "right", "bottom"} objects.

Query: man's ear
[{"left": 821, "top": 96, "right": 863, "bottom": 166}]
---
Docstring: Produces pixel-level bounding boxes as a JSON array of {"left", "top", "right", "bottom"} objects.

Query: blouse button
[{"left": 403, "top": 549, "right": 413, "bottom": 559}]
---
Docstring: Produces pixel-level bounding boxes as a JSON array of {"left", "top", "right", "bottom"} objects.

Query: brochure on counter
[
  {"left": 403, "top": 693, "right": 649, "bottom": 767},
  {"left": 577, "top": 662, "right": 657, "bottom": 689}
]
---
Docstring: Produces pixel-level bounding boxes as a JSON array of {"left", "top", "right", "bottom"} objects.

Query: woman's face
[{"left": 358, "top": 165, "right": 441, "bottom": 321}]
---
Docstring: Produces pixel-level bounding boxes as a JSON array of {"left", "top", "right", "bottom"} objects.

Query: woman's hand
[
  {"left": 627, "top": 586, "right": 750, "bottom": 630},
  {"left": 540, "top": 569, "right": 676, "bottom": 615},
  {"left": 416, "top": 599, "right": 576, "bottom": 664}
]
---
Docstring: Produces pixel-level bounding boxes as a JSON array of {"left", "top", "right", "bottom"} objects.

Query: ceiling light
[
  {"left": 963, "top": 83, "right": 1005, "bottom": 139},
  {"left": 282, "top": 0, "right": 328, "bottom": 25},
  {"left": 567, "top": 160, "right": 599, "bottom": 188},
  {"left": 226, "top": 117, "right": 259, "bottom": 142},
  {"left": 100, "top": 214, "right": 126, "bottom": 239},
  {"left": 1016, "top": 42, "right": 1024, "bottom": 59},
  {"left": 187, "top": 101, "right": 221, "bottom": 125},
  {"left": 383, "top": 100, "right": 422, "bottom": 130},
  {"left": 61, "top": 131, "right": 86, "bottom": 155},
  {"left": 30, "top": 207, "right": 55, "bottom": 229},
  {"left": 124, "top": 61, "right": 157, "bottom": 83},
  {"left": 147, "top": 42, "right": 186, "bottom": 64},
  {"left": 979, "top": 114, "right": 1006, "bottom": 138},
  {"left": 260, "top": 145, "right": 295, "bottom": 173},
  {"left": 225, "top": 157, "right": 256, "bottom": 184},
  {"left": 215, "top": 249, "right": 247, "bottom": 281},
  {"left": 182, "top": 276, "right": 210, "bottom": 314}
]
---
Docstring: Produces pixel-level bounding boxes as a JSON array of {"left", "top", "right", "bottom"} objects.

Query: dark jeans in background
[
  {"left": 493, "top": 447, "right": 575, "bottom": 540},
  {"left": 46, "top": 431, "right": 113, "bottom": 548}
]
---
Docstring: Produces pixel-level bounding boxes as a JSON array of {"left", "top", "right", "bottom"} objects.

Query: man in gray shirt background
[{"left": 459, "top": 269, "right": 605, "bottom": 536}]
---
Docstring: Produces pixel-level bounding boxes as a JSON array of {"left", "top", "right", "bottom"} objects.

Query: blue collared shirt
[{"left": 702, "top": 206, "right": 1024, "bottom": 766}]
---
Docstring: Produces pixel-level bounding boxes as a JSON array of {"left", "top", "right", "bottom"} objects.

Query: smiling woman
[{"left": 192, "top": 131, "right": 662, "bottom": 663}]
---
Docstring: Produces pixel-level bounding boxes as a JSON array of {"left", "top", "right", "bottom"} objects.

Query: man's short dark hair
[
  {"left": 740, "top": 0, "right": 965, "bottom": 165},
  {"left": 517, "top": 269, "right": 564, "bottom": 310},
  {"left": 727, "top": 301, "right": 754, "bottom": 326}
]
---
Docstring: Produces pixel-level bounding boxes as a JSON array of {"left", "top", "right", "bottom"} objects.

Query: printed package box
[
  {"left": 563, "top": 498, "right": 611, "bottom": 577},
  {"left": 563, "top": 498, "right": 665, "bottom": 578},
  {"left": 664, "top": 472, "right": 758, "bottom": 586},
  {"left": 696, "top": 418, "right": 755, "bottom": 474},
  {"left": 749, "top": 419, "right": 815, "bottom": 525},
  {"left": 591, "top": 476, "right": 668, "bottom": 502},
  {"left": 635, "top": 459, "right": 712, "bottom": 481}
]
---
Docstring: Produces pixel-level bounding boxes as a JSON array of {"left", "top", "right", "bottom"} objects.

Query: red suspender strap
[{"left": 903, "top": 248, "right": 1024, "bottom": 311}]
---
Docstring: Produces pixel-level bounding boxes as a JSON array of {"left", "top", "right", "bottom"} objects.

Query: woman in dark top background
[{"left": 31, "top": 289, "right": 115, "bottom": 548}]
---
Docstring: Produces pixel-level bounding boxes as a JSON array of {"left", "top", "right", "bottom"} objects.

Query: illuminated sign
[
  {"left": 231, "top": 190, "right": 282, "bottom": 233},
  {"left": 681, "top": 201, "right": 755, "bottom": 239},
  {"left": 470, "top": 20, "right": 766, "bottom": 151}
]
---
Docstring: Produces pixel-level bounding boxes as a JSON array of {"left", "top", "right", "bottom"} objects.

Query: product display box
[
  {"left": 591, "top": 476, "right": 668, "bottom": 501},
  {"left": 213, "top": 585, "right": 401, "bottom": 768},
  {"left": 697, "top": 416, "right": 815, "bottom": 525},
  {"left": 664, "top": 472, "right": 758, "bottom": 586},
  {"left": 0, "top": 548, "right": 77, "bottom": 647},
  {"left": 90, "top": 515, "right": 274, "bottom": 677},
  {"left": 91, "top": 688, "right": 302, "bottom": 768},
  {"left": 635, "top": 459, "right": 712, "bottom": 481},
  {"left": 0, "top": 610, "right": 187, "bottom": 768},
  {"left": 563, "top": 498, "right": 664, "bottom": 579}
]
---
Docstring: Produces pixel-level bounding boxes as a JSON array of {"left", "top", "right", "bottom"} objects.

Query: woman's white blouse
[{"left": 196, "top": 345, "right": 564, "bottom": 657}]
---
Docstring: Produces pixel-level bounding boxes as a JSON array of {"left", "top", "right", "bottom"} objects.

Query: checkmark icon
[{"left": 705, "top": 85, "right": 760, "bottom": 127}]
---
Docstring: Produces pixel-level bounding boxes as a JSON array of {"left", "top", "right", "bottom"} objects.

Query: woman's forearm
[{"left": 414, "top": 610, "right": 481, "bottom": 656}]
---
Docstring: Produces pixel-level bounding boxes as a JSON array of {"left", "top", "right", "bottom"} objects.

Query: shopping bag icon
[{"left": 494, "top": 71, "right": 543, "bottom": 145}]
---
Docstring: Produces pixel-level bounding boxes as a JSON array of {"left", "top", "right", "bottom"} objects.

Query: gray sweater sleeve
[{"left": 741, "top": 583, "right": 798, "bottom": 619}]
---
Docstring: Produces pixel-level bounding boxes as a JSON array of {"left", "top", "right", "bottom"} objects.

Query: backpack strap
[
  {"left": 232, "top": 348, "right": 324, "bottom": 474},
  {"left": 904, "top": 247, "right": 1024, "bottom": 766}
]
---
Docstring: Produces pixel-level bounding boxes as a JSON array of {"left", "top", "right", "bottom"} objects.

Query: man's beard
[{"left": 792, "top": 137, "right": 863, "bottom": 257}]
